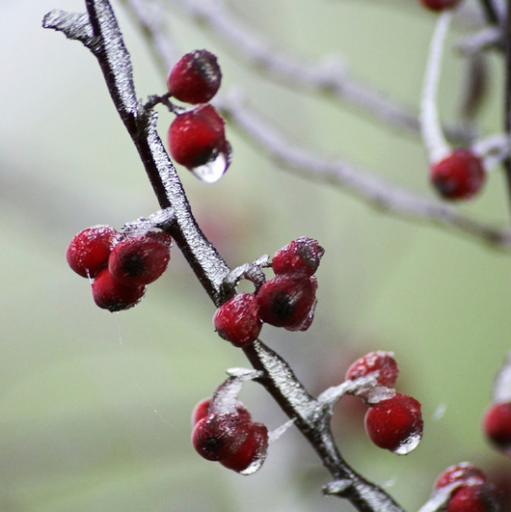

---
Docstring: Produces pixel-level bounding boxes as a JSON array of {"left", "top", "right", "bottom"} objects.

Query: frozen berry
[
  {"left": 447, "top": 484, "right": 501, "bottom": 512},
  {"left": 272, "top": 237, "right": 325, "bottom": 276},
  {"left": 66, "top": 225, "right": 117, "bottom": 278},
  {"left": 168, "top": 50, "right": 222, "bottom": 104},
  {"left": 364, "top": 393, "right": 423, "bottom": 454},
  {"left": 256, "top": 274, "right": 317, "bottom": 331},
  {"left": 345, "top": 351, "right": 399, "bottom": 388},
  {"left": 108, "top": 233, "right": 171, "bottom": 286},
  {"left": 220, "top": 422, "right": 269, "bottom": 473},
  {"left": 420, "top": 0, "right": 462, "bottom": 10},
  {"left": 192, "top": 413, "right": 251, "bottom": 461},
  {"left": 168, "top": 104, "right": 229, "bottom": 171},
  {"left": 91, "top": 267, "right": 146, "bottom": 312},
  {"left": 430, "top": 149, "right": 485, "bottom": 200},
  {"left": 213, "top": 293, "right": 262, "bottom": 347},
  {"left": 192, "top": 397, "right": 251, "bottom": 427},
  {"left": 435, "top": 463, "right": 487, "bottom": 490},
  {"left": 483, "top": 402, "right": 511, "bottom": 452}
]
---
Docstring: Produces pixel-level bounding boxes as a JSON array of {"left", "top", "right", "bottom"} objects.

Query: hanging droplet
[
  {"left": 392, "top": 432, "right": 422, "bottom": 455},
  {"left": 190, "top": 148, "right": 230, "bottom": 184}
]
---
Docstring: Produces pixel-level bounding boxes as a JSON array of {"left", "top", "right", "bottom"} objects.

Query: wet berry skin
[
  {"left": 66, "top": 225, "right": 117, "bottom": 278},
  {"left": 91, "top": 267, "right": 146, "bottom": 312},
  {"left": 272, "top": 237, "right": 325, "bottom": 276},
  {"left": 430, "top": 149, "right": 485, "bottom": 200},
  {"left": 167, "top": 50, "right": 222, "bottom": 104},
  {"left": 420, "top": 0, "right": 461, "bottom": 10},
  {"left": 483, "top": 402, "right": 511, "bottom": 452},
  {"left": 364, "top": 393, "right": 423, "bottom": 453},
  {"left": 108, "top": 233, "right": 171, "bottom": 286},
  {"left": 168, "top": 104, "right": 228, "bottom": 170},
  {"left": 213, "top": 293, "right": 262, "bottom": 347},
  {"left": 447, "top": 484, "right": 501, "bottom": 512},
  {"left": 435, "top": 462, "right": 487, "bottom": 490},
  {"left": 256, "top": 274, "right": 317, "bottom": 331},
  {"left": 345, "top": 351, "right": 399, "bottom": 388}
]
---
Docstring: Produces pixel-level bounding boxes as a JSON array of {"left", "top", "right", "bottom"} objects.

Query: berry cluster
[
  {"left": 66, "top": 225, "right": 172, "bottom": 312},
  {"left": 345, "top": 351, "right": 423, "bottom": 454},
  {"left": 213, "top": 237, "right": 324, "bottom": 347},
  {"left": 166, "top": 50, "right": 231, "bottom": 183}
]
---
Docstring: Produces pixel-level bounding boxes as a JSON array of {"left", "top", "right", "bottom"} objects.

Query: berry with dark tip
[
  {"left": 272, "top": 237, "right": 325, "bottom": 276},
  {"left": 483, "top": 402, "right": 511, "bottom": 453},
  {"left": 345, "top": 351, "right": 399, "bottom": 389},
  {"left": 167, "top": 50, "right": 222, "bottom": 104}
]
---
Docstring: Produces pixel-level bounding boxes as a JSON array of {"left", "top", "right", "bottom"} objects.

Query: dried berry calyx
[
  {"left": 272, "top": 237, "right": 325, "bottom": 276},
  {"left": 430, "top": 149, "right": 486, "bottom": 200},
  {"left": 167, "top": 50, "right": 222, "bottom": 104},
  {"left": 345, "top": 351, "right": 399, "bottom": 389},
  {"left": 364, "top": 393, "right": 423, "bottom": 455},
  {"left": 435, "top": 463, "right": 487, "bottom": 490},
  {"left": 483, "top": 402, "right": 511, "bottom": 453},
  {"left": 213, "top": 293, "right": 262, "bottom": 347}
]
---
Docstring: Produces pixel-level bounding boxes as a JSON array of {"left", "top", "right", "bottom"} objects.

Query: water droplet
[
  {"left": 190, "top": 148, "right": 230, "bottom": 183},
  {"left": 392, "top": 432, "right": 422, "bottom": 455},
  {"left": 240, "top": 453, "right": 266, "bottom": 476}
]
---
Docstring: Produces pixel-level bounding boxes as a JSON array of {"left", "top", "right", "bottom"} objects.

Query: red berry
[
  {"left": 220, "top": 422, "right": 269, "bottom": 473},
  {"left": 213, "top": 293, "right": 263, "bottom": 347},
  {"left": 192, "top": 413, "right": 251, "bottom": 461},
  {"left": 168, "top": 104, "right": 229, "bottom": 171},
  {"left": 272, "top": 237, "right": 325, "bottom": 276},
  {"left": 66, "top": 225, "right": 117, "bottom": 278},
  {"left": 168, "top": 50, "right": 222, "bottom": 104},
  {"left": 91, "top": 267, "right": 146, "bottom": 312},
  {"left": 108, "top": 233, "right": 171, "bottom": 286},
  {"left": 364, "top": 393, "right": 423, "bottom": 454},
  {"left": 435, "top": 463, "right": 487, "bottom": 490},
  {"left": 345, "top": 351, "right": 399, "bottom": 389},
  {"left": 191, "top": 398, "right": 251, "bottom": 426},
  {"left": 430, "top": 149, "right": 485, "bottom": 200},
  {"left": 447, "top": 484, "right": 501, "bottom": 512},
  {"left": 256, "top": 274, "right": 317, "bottom": 331},
  {"left": 420, "top": 0, "right": 461, "bottom": 10},
  {"left": 483, "top": 402, "right": 511, "bottom": 452}
]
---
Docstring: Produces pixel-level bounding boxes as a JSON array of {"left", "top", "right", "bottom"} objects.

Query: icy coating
[
  {"left": 392, "top": 432, "right": 422, "bottom": 455},
  {"left": 493, "top": 351, "right": 511, "bottom": 403},
  {"left": 190, "top": 151, "right": 229, "bottom": 183},
  {"left": 210, "top": 369, "right": 262, "bottom": 415},
  {"left": 417, "top": 484, "right": 460, "bottom": 512}
]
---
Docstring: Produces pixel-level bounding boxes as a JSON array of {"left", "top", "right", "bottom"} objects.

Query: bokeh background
[{"left": 1, "top": 0, "right": 510, "bottom": 510}]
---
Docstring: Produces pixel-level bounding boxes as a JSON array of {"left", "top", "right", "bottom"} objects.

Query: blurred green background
[{"left": 1, "top": 0, "right": 510, "bottom": 511}]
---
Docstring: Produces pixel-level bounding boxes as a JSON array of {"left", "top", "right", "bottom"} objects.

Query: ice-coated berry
[
  {"left": 167, "top": 50, "right": 222, "bottom": 104},
  {"left": 483, "top": 402, "right": 511, "bottom": 452},
  {"left": 345, "top": 351, "right": 399, "bottom": 388},
  {"left": 420, "top": 0, "right": 462, "bottom": 10},
  {"left": 430, "top": 149, "right": 485, "bottom": 200},
  {"left": 91, "top": 267, "right": 146, "bottom": 312},
  {"left": 191, "top": 398, "right": 251, "bottom": 427},
  {"left": 192, "top": 413, "right": 251, "bottom": 461},
  {"left": 272, "top": 237, "right": 325, "bottom": 276},
  {"left": 447, "top": 484, "right": 501, "bottom": 512},
  {"left": 435, "top": 463, "right": 487, "bottom": 490},
  {"left": 168, "top": 104, "right": 229, "bottom": 170},
  {"left": 256, "top": 274, "right": 317, "bottom": 331},
  {"left": 364, "top": 393, "right": 423, "bottom": 454},
  {"left": 66, "top": 225, "right": 117, "bottom": 278},
  {"left": 213, "top": 293, "right": 262, "bottom": 347},
  {"left": 108, "top": 232, "right": 171, "bottom": 286},
  {"left": 220, "top": 422, "right": 269, "bottom": 473}
]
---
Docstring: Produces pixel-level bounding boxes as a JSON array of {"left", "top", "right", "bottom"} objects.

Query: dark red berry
[
  {"left": 364, "top": 393, "right": 423, "bottom": 454},
  {"left": 483, "top": 402, "right": 511, "bottom": 452},
  {"left": 168, "top": 50, "right": 222, "bottom": 104},
  {"left": 108, "top": 234, "right": 171, "bottom": 286},
  {"left": 345, "top": 351, "right": 399, "bottom": 388},
  {"left": 420, "top": 0, "right": 461, "bottom": 10},
  {"left": 256, "top": 274, "right": 317, "bottom": 331},
  {"left": 168, "top": 104, "right": 229, "bottom": 171},
  {"left": 192, "top": 413, "right": 251, "bottom": 461},
  {"left": 272, "top": 237, "right": 325, "bottom": 276},
  {"left": 213, "top": 293, "right": 262, "bottom": 347},
  {"left": 191, "top": 398, "right": 251, "bottom": 427},
  {"left": 435, "top": 463, "right": 487, "bottom": 490},
  {"left": 220, "top": 422, "right": 269, "bottom": 473},
  {"left": 66, "top": 225, "right": 117, "bottom": 278},
  {"left": 430, "top": 149, "right": 485, "bottom": 200},
  {"left": 91, "top": 267, "right": 146, "bottom": 312},
  {"left": 447, "top": 484, "right": 501, "bottom": 512}
]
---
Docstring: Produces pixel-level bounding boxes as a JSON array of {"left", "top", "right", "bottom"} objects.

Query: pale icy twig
[{"left": 456, "top": 27, "right": 502, "bottom": 55}]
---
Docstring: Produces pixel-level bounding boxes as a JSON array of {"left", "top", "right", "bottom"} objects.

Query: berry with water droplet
[
  {"left": 435, "top": 463, "right": 487, "bottom": 490},
  {"left": 168, "top": 50, "right": 222, "bottom": 104},
  {"left": 364, "top": 393, "right": 423, "bottom": 454},
  {"left": 420, "top": 0, "right": 461, "bottom": 11},
  {"left": 91, "top": 267, "right": 146, "bottom": 312},
  {"left": 430, "top": 149, "right": 485, "bottom": 200},
  {"left": 66, "top": 225, "right": 117, "bottom": 278},
  {"left": 447, "top": 484, "right": 501, "bottom": 512},
  {"left": 272, "top": 237, "right": 325, "bottom": 276},
  {"left": 213, "top": 293, "right": 262, "bottom": 347},
  {"left": 256, "top": 274, "right": 317, "bottom": 331},
  {"left": 108, "top": 231, "right": 171, "bottom": 286},
  {"left": 483, "top": 402, "right": 511, "bottom": 453},
  {"left": 345, "top": 351, "right": 399, "bottom": 388}
]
